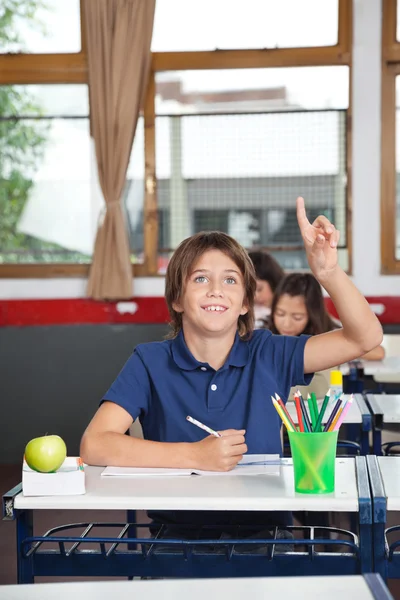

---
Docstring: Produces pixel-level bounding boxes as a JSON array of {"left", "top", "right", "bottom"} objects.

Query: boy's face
[{"left": 173, "top": 249, "right": 248, "bottom": 337}]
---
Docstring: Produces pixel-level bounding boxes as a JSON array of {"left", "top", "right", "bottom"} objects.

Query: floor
[{"left": 1, "top": 464, "right": 400, "bottom": 597}]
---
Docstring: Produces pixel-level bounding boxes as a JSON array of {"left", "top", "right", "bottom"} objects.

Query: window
[
  {"left": 0, "top": 84, "right": 91, "bottom": 264},
  {"left": 1, "top": 0, "right": 351, "bottom": 276},
  {"left": 0, "top": 0, "right": 81, "bottom": 54},
  {"left": 154, "top": 67, "right": 349, "bottom": 271},
  {"left": 381, "top": 0, "right": 400, "bottom": 273},
  {"left": 152, "top": 0, "right": 339, "bottom": 51}
]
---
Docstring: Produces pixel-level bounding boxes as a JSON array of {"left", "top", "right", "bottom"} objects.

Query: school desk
[
  {"left": 365, "top": 455, "right": 400, "bottom": 582},
  {"left": 366, "top": 394, "right": 400, "bottom": 455},
  {"left": 0, "top": 574, "right": 393, "bottom": 600},
  {"left": 286, "top": 394, "right": 371, "bottom": 455},
  {"left": 2, "top": 457, "right": 373, "bottom": 583},
  {"left": 340, "top": 358, "right": 400, "bottom": 395}
]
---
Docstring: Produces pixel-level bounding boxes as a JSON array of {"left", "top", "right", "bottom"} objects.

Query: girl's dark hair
[
  {"left": 248, "top": 250, "right": 285, "bottom": 291},
  {"left": 165, "top": 231, "right": 256, "bottom": 339},
  {"left": 269, "top": 272, "right": 339, "bottom": 336}
]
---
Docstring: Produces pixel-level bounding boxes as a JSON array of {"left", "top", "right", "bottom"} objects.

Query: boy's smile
[{"left": 173, "top": 249, "right": 249, "bottom": 336}]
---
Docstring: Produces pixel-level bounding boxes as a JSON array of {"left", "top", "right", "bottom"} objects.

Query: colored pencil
[
  {"left": 294, "top": 395, "right": 304, "bottom": 432},
  {"left": 296, "top": 390, "right": 312, "bottom": 432},
  {"left": 310, "top": 393, "right": 319, "bottom": 430},
  {"left": 333, "top": 395, "right": 354, "bottom": 430},
  {"left": 275, "top": 393, "right": 298, "bottom": 431},
  {"left": 271, "top": 398, "right": 295, "bottom": 432},
  {"left": 314, "top": 389, "right": 331, "bottom": 433},
  {"left": 323, "top": 398, "right": 343, "bottom": 432}
]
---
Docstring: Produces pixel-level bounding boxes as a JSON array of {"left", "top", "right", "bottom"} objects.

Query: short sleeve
[
  {"left": 101, "top": 348, "right": 151, "bottom": 421},
  {"left": 264, "top": 333, "right": 314, "bottom": 393}
]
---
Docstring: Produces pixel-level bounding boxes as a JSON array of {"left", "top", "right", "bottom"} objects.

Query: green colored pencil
[{"left": 314, "top": 389, "right": 331, "bottom": 433}]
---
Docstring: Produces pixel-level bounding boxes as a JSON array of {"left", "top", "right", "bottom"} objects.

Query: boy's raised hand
[
  {"left": 296, "top": 196, "right": 340, "bottom": 279},
  {"left": 192, "top": 429, "right": 247, "bottom": 472}
]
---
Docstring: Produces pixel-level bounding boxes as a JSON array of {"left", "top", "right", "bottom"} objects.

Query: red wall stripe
[{"left": 0, "top": 297, "right": 397, "bottom": 327}]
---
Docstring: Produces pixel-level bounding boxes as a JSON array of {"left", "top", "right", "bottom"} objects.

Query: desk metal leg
[
  {"left": 355, "top": 456, "right": 373, "bottom": 573},
  {"left": 366, "top": 455, "right": 388, "bottom": 581},
  {"left": 16, "top": 509, "right": 34, "bottom": 584},
  {"left": 373, "top": 430, "right": 383, "bottom": 457}
]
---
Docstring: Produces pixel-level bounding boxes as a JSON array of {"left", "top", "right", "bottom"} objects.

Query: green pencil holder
[{"left": 288, "top": 430, "right": 338, "bottom": 494}]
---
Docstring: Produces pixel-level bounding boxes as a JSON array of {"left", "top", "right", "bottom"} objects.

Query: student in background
[
  {"left": 248, "top": 250, "right": 285, "bottom": 328},
  {"left": 80, "top": 197, "right": 383, "bottom": 541},
  {"left": 267, "top": 272, "right": 385, "bottom": 398}
]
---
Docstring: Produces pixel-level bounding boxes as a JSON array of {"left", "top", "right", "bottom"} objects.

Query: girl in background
[
  {"left": 248, "top": 250, "right": 285, "bottom": 328},
  {"left": 268, "top": 272, "right": 385, "bottom": 398}
]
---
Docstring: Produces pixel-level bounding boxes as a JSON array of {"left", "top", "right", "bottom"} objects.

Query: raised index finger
[{"left": 296, "top": 196, "right": 310, "bottom": 233}]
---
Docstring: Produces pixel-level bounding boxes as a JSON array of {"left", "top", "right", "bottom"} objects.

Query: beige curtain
[{"left": 84, "top": 0, "right": 156, "bottom": 300}]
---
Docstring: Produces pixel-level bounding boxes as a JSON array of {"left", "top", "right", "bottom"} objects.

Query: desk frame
[{"left": 2, "top": 458, "right": 373, "bottom": 583}]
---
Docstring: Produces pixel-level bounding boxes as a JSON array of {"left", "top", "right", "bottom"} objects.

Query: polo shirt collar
[{"left": 171, "top": 330, "right": 249, "bottom": 370}]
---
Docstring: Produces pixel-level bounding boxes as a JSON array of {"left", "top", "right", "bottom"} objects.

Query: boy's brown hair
[{"left": 165, "top": 231, "right": 256, "bottom": 338}]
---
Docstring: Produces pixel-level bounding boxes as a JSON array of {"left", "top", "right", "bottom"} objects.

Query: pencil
[
  {"left": 296, "top": 390, "right": 312, "bottom": 432},
  {"left": 314, "top": 389, "right": 331, "bottom": 433},
  {"left": 186, "top": 416, "right": 221, "bottom": 438},
  {"left": 275, "top": 393, "right": 298, "bottom": 431},
  {"left": 271, "top": 398, "right": 295, "bottom": 432},
  {"left": 323, "top": 398, "right": 343, "bottom": 432},
  {"left": 333, "top": 395, "right": 354, "bottom": 431},
  {"left": 294, "top": 395, "right": 304, "bottom": 432}
]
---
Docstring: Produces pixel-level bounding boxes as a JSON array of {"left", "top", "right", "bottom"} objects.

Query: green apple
[{"left": 24, "top": 435, "right": 67, "bottom": 473}]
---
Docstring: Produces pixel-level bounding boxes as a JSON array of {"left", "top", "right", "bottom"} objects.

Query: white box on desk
[{"left": 22, "top": 457, "right": 86, "bottom": 496}]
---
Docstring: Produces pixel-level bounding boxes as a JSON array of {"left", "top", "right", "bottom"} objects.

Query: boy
[{"left": 81, "top": 197, "right": 382, "bottom": 537}]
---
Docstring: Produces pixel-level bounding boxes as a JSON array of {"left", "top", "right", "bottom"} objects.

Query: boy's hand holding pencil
[{"left": 187, "top": 416, "right": 247, "bottom": 472}]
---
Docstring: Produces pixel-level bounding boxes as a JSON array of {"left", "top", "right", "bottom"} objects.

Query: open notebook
[{"left": 101, "top": 454, "right": 281, "bottom": 477}]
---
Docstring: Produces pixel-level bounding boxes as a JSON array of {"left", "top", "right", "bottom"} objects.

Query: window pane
[
  {"left": 156, "top": 67, "right": 349, "bottom": 114},
  {"left": 124, "top": 118, "right": 145, "bottom": 263},
  {"left": 152, "top": 0, "right": 338, "bottom": 51},
  {"left": 397, "top": 0, "right": 400, "bottom": 42},
  {"left": 0, "top": 0, "right": 81, "bottom": 54},
  {"left": 0, "top": 84, "right": 95, "bottom": 264},
  {"left": 156, "top": 111, "right": 348, "bottom": 272},
  {"left": 395, "top": 77, "right": 400, "bottom": 259}
]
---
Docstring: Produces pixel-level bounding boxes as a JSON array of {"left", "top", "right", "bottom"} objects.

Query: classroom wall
[{"left": 0, "top": 324, "right": 169, "bottom": 464}]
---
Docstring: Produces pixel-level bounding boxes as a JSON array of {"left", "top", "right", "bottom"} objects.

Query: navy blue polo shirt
[
  {"left": 103, "top": 328, "right": 312, "bottom": 456},
  {"left": 102, "top": 329, "right": 313, "bottom": 532}
]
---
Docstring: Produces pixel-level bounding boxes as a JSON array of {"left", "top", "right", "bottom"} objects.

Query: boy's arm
[
  {"left": 361, "top": 345, "right": 385, "bottom": 361},
  {"left": 295, "top": 197, "right": 383, "bottom": 374},
  {"left": 80, "top": 401, "right": 247, "bottom": 471}
]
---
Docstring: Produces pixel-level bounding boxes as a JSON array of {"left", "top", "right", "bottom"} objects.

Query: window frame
[
  {"left": 0, "top": 0, "right": 352, "bottom": 278},
  {"left": 381, "top": 0, "right": 400, "bottom": 273}
]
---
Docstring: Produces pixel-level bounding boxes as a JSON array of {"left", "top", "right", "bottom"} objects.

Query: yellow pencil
[
  {"left": 328, "top": 407, "right": 343, "bottom": 431},
  {"left": 272, "top": 398, "right": 295, "bottom": 432}
]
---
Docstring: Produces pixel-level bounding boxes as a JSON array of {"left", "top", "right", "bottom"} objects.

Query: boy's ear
[
  {"left": 172, "top": 299, "right": 183, "bottom": 313},
  {"left": 240, "top": 301, "right": 249, "bottom": 316}
]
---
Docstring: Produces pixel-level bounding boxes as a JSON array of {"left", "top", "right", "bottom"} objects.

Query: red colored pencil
[{"left": 293, "top": 393, "right": 304, "bottom": 432}]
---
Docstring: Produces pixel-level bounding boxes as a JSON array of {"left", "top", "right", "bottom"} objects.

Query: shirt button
[
  {"left": 211, "top": 384, "right": 217, "bottom": 391},
  {"left": 200, "top": 367, "right": 207, "bottom": 371}
]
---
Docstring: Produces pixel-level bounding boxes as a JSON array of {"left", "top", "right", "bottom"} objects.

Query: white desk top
[
  {"left": 340, "top": 356, "right": 400, "bottom": 377},
  {"left": 13, "top": 458, "right": 359, "bottom": 513},
  {"left": 0, "top": 576, "right": 386, "bottom": 600},
  {"left": 378, "top": 457, "right": 400, "bottom": 511},
  {"left": 369, "top": 395, "right": 400, "bottom": 423},
  {"left": 287, "top": 395, "right": 362, "bottom": 424}
]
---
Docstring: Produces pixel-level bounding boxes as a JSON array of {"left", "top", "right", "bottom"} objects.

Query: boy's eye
[
  {"left": 225, "top": 277, "right": 236, "bottom": 284},
  {"left": 194, "top": 276, "right": 208, "bottom": 283}
]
